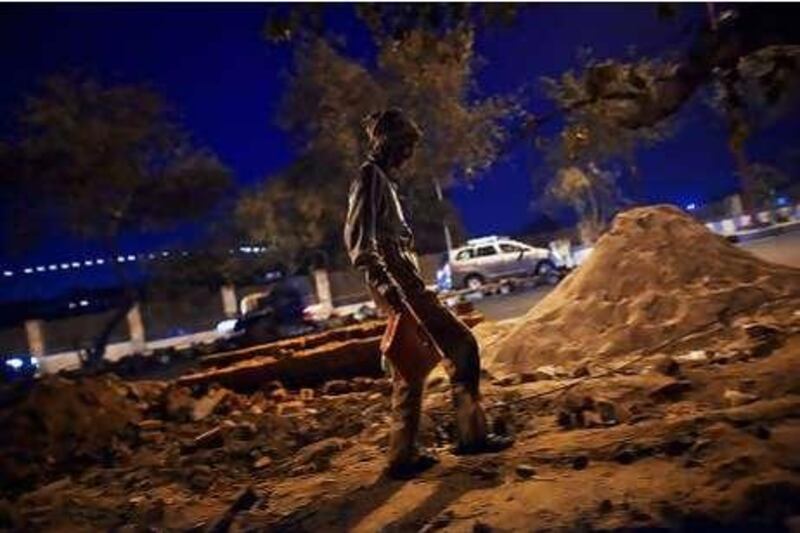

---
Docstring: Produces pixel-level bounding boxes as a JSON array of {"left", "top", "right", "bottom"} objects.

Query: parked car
[{"left": 447, "top": 236, "right": 565, "bottom": 290}]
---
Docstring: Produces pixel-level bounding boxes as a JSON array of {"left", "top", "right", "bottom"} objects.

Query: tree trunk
[
  {"left": 83, "top": 233, "right": 138, "bottom": 369},
  {"left": 579, "top": 188, "right": 602, "bottom": 245},
  {"left": 82, "top": 300, "right": 134, "bottom": 369},
  {"left": 721, "top": 73, "right": 756, "bottom": 215}
]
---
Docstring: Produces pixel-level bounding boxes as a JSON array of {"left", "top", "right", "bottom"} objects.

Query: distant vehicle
[
  {"left": 216, "top": 279, "right": 322, "bottom": 346},
  {"left": 446, "top": 236, "right": 566, "bottom": 290},
  {"left": 435, "top": 253, "right": 453, "bottom": 293},
  {"left": 1, "top": 353, "right": 40, "bottom": 384}
]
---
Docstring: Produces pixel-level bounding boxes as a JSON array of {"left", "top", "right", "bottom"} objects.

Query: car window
[
  {"left": 475, "top": 245, "right": 498, "bottom": 257},
  {"left": 499, "top": 243, "right": 522, "bottom": 253},
  {"left": 455, "top": 249, "right": 474, "bottom": 261}
]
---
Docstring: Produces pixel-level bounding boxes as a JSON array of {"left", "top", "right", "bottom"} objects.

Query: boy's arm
[{"left": 345, "top": 165, "right": 404, "bottom": 310}]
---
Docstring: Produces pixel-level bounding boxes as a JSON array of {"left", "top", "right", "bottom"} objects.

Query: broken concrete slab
[
  {"left": 189, "top": 427, "right": 224, "bottom": 451},
  {"left": 137, "top": 419, "right": 164, "bottom": 432},
  {"left": 674, "top": 350, "right": 710, "bottom": 364},
  {"left": 191, "top": 388, "right": 230, "bottom": 421},
  {"left": 276, "top": 401, "right": 306, "bottom": 417},
  {"left": 164, "top": 386, "right": 195, "bottom": 422},
  {"left": 724, "top": 389, "right": 760, "bottom": 408}
]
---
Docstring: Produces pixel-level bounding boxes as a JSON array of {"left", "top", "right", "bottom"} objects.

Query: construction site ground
[{"left": 1, "top": 206, "right": 799, "bottom": 532}]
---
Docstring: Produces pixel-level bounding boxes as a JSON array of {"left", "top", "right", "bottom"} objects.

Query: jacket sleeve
[{"left": 344, "top": 165, "right": 395, "bottom": 292}]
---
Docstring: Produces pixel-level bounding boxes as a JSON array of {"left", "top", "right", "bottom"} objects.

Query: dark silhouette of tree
[
  {"left": 546, "top": 164, "right": 626, "bottom": 245},
  {"left": 741, "top": 163, "right": 791, "bottom": 212},
  {"left": 2, "top": 74, "right": 232, "bottom": 366},
  {"left": 242, "top": 9, "right": 521, "bottom": 267},
  {"left": 540, "top": 5, "right": 800, "bottom": 212},
  {"left": 252, "top": 3, "right": 800, "bottom": 256}
]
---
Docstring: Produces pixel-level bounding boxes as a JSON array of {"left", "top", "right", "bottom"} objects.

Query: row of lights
[
  {"left": 239, "top": 246, "right": 268, "bottom": 254},
  {"left": 1, "top": 251, "right": 173, "bottom": 279},
  {"left": 1, "top": 245, "right": 269, "bottom": 279}
]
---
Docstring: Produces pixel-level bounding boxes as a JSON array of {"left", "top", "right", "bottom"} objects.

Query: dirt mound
[
  {"left": 487, "top": 205, "right": 800, "bottom": 375},
  {"left": 0, "top": 376, "right": 141, "bottom": 493},
  {"left": 473, "top": 319, "right": 519, "bottom": 354}
]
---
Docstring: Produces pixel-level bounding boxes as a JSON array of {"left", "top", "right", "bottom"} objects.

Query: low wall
[
  {"left": 704, "top": 205, "right": 800, "bottom": 236},
  {"left": 44, "top": 310, "right": 129, "bottom": 354},
  {"left": 0, "top": 325, "right": 27, "bottom": 355},
  {"left": 5, "top": 204, "right": 798, "bottom": 373},
  {"left": 142, "top": 287, "right": 226, "bottom": 340}
]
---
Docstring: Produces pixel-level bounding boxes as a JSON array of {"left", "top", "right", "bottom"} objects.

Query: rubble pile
[
  {"left": 0, "top": 376, "right": 142, "bottom": 493},
  {"left": 2, "top": 313, "right": 800, "bottom": 530},
  {"left": 488, "top": 205, "right": 800, "bottom": 375},
  {"left": 0, "top": 372, "right": 402, "bottom": 528}
]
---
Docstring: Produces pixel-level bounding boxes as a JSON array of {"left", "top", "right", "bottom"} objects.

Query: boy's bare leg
[
  {"left": 411, "top": 292, "right": 512, "bottom": 453},
  {"left": 387, "top": 370, "right": 425, "bottom": 467},
  {"left": 385, "top": 369, "right": 439, "bottom": 479}
]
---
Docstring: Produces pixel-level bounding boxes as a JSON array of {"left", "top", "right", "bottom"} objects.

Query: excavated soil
[
  {"left": 0, "top": 376, "right": 143, "bottom": 495},
  {"left": 487, "top": 205, "right": 800, "bottom": 375},
  {"left": 1, "top": 205, "right": 799, "bottom": 532},
  {"left": 1, "top": 316, "right": 798, "bottom": 532}
]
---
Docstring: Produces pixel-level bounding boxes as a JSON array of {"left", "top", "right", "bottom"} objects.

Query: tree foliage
[
  {"left": 541, "top": 58, "right": 677, "bottom": 170},
  {"left": 539, "top": 5, "right": 800, "bottom": 211},
  {"left": 265, "top": 4, "right": 522, "bottom": 44},
  {"left": 242, "top": 10, "right": 519, "bottom": 267},
  {"left": 251, "top": 3, "right": 800, "bottom": 258},
  {"left": 548, "top": 164, "right": 624, "bottom": 244},
  {"left": 740, "top": 162, "right": 792, "bottom": 210},
  {"left": 0, "top": 74, "right": 233, "bottom": 365},
  {"left": 3, "top": 74, "right": 231, "bottom": 249}
]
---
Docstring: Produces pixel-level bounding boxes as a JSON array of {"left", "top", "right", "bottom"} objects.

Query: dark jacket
[{"left": 344, "top": 160, "right": 425, "bottom": 303}]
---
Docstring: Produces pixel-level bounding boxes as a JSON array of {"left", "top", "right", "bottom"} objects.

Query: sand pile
[{"left": 488, "top": 205, "right": 800, "bottom": 374}]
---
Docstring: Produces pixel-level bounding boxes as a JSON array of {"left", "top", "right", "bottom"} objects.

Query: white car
[{"left": 447, "top": 236, "right": 562, "bottom": 290}]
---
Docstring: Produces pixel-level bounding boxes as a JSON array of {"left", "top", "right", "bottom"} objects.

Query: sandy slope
[{"left": 487, "top": 205, "right": 800, "bottom": 375}]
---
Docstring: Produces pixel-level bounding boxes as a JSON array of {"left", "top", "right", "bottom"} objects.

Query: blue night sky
[{"left": 0, "top": 2, "right": 796, "bottom": 271}]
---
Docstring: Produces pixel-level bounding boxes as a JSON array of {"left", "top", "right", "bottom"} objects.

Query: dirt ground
[
  {"left": 2, "top": 206, "right": 800, "bottom": 532},
  {"left": 1, "top": 301, "right": 798, "bottom": 532}
]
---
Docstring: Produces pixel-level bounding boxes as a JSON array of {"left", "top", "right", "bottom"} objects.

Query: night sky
[{"left": 0, "top": 3, "right": 797, "bottom": 271}]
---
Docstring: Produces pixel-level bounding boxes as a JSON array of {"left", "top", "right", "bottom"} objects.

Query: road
[{"left": 474, "top": 229, "right": 800, "bottom": 322}]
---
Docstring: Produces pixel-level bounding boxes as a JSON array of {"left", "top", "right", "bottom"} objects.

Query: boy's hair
[{"left": 362, "top": 108, "right": 422, "bottom": 153}]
